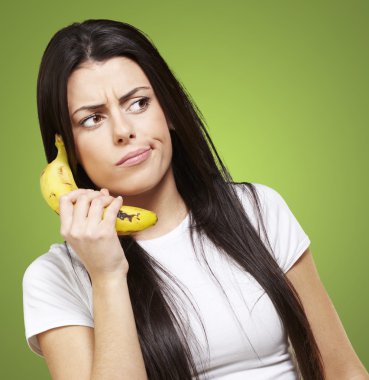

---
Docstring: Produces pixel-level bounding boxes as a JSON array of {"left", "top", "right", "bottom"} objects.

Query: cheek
[
  {"left": 150, "top": 124, "right": 172, "bottom": 150},
  {"left": 160, "top": 128, "right": 173, "bottom": 154},
  {"left": 75, "top": 142, "right": 98, "bottom": 168}
]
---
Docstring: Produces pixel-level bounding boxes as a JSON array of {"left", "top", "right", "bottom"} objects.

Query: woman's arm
[
  {"left": 91, "top": 274, "right": 148, "bottom": 380},
  {"left": 285, "top": 248, "right": 369, "bottom": 380},
  {"left": 37, "top": 273, "right": 148, "bottom": 380},
  {"left": 45, "top": 188, "right": 148, "bottom": 379}
]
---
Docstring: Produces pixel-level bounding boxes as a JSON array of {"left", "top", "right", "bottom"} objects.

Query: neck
[{"left": 122, "top": 166, "right": 189, "bottom": 241}]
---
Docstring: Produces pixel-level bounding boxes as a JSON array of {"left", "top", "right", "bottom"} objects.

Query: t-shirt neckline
[{"left": 136, "top": 212, "right": 190, "bottom": 245}]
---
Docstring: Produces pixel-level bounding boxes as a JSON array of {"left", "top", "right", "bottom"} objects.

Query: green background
[{"left": 1, "top": 0, "right": 368, "bottom": 378}]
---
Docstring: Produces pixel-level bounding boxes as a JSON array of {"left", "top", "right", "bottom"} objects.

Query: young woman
[{"left": 22, "top": 19, "right": 368, "bottom": 380}]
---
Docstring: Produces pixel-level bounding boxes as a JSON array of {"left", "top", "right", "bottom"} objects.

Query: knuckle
[
  {"left": 96, "top": 230, "right": 109, "bottom": 239},
  {"left": 89, "top": 191, "right": 102, "bottom": 199},
  {"left": 93, "top": 197, "right": 103, "bottom": 203},
  {"left": 91, "top": 198, "right": 103, "bottom": 206},
  {"left": 85, "top": 229, "right": 96, "bottom": 239},
  {"left": 69, "top": 189, "right": 78, "bottom": 194},
  {"left": 69, "top": 230, "right": 82, "bottom": 240},
  {"left": 77, "top": 195, "right": 90, "bottom": 203}
]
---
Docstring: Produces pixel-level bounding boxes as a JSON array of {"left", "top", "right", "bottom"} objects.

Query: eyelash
[{"left": 78, "top": 96, "right": 152, "bottom": 128}]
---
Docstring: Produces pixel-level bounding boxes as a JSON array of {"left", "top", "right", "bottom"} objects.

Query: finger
[
  {"left": 86, "top": 195, "right": 116, "bottom": 230},
  {"left": 71, "top": 191, "right": 110, "bottom": 230},
  {"left": 59, "top": 189, "right": 92, "bottom": 237},
  {"left": 63, "top": 189, "right": 92, "bottom": 204},
  {"left": 59, "top": 194, "right": 76, "bottom": 237},
  {"left": 100, "top": 196, "right": 123, "bottom": 228},
  {"left": 100, "top": 188, "right": 110, "bottom": 196}
]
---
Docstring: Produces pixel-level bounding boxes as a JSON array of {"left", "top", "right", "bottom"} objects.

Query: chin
[
  {"left": 109, "top": 163, "right": 169, "bottom": 197},
  {"left": 110, "top": 182, "right": 156, "bottom": 198}
]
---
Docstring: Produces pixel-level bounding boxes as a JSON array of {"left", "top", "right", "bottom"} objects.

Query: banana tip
[{"left": 55, "top": 134, "right": 63, "bottom": 146}]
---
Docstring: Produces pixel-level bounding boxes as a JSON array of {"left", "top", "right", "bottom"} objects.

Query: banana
[{"left": 40, "top": 134, "right": 158, "bottom": 235}]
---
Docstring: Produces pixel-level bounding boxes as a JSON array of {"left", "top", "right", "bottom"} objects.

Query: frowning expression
[{"left": 67, "top": 56, "right": 174, "bottom": 196}]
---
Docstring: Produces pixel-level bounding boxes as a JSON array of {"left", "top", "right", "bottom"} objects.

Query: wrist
[{"left": 91, "top": 270, "right": 128, "bottom": 288}]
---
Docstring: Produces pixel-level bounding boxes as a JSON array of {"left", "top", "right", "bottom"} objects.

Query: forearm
[
  {"left": 90, "top": 275, "right": 148, "bottom": 380},
  {"left": 347, "top": 375, "right": 369, "bottom": 380}
]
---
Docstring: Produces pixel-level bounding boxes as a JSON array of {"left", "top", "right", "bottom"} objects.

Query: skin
[
  {"left": 67, "top": 56, "right": 189, "bottom": 241},
  {"left": 286, "top": 248, "right": 369, "bottom": 379}
]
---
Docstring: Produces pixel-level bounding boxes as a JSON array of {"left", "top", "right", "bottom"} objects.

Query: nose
[{"left": 110, "top": 108, "right": 135, "bottom": 144}]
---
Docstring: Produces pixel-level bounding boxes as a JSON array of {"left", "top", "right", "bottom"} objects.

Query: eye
[
  {"left": 127, "top": 96, "right": 151, "bottom": 113},
  {"left": 77, "top": 97, "right": 151, "bottom": 129},
  {"left": 79, "top": 114, "right": 104, "bottom": 129}
]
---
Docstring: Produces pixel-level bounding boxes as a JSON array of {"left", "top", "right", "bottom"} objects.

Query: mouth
[{"left": 116, "top": 148, "right": 152, "bottom": 167}]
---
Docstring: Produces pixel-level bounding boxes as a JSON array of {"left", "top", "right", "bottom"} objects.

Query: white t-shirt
[{"left": 22, "top": 182, "right": 311, "bottom": 379}]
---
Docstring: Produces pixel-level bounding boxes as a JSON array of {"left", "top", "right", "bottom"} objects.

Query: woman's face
[{"left": 67, "top": 57, "right": 173, "bottom": 197}]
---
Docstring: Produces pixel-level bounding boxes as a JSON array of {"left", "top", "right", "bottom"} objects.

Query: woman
[{"left": 22, "top": 19, "right": 368, "bottom": 379}]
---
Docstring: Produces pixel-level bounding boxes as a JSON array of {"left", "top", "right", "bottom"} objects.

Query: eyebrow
[{"left": 72, "top": 86, "right": 151, "bottom": 116}]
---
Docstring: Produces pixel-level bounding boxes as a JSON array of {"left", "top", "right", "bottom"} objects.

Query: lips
[{"left": 115, "top": 148, "right": 151, "bottom": 166}]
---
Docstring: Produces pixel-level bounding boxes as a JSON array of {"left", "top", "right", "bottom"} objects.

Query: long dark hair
[{"left": 37, "top": 19, "right": 325, "bottom": 379}]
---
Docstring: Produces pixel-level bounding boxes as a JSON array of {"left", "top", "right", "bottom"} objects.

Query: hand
[{"left": 59, "top": 188, "right": 129, "bottom": 281}]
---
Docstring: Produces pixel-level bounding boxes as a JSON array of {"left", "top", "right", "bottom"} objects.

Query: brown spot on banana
[{"left": 117, "top": 210, "right": 141, "bottom": 222}]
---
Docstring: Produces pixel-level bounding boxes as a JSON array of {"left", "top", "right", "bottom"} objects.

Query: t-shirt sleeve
[
  {"left": 22, "top": 253, "right": 94, "bottom": 357},
  {"left": 255, "top": 183, "right": 311, "bottom": 273}
]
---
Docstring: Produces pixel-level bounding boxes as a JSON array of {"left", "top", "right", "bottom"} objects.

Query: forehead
[{"left": 67, "top": 57, "right": 150, "bottom": 108}]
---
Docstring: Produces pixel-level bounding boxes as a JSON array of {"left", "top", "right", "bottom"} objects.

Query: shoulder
[
  {"left": 230, "top": 181, "right": 285, "bottom": 214},
  {"left": 23, "top": 243, "right": 70, "bottom": 275},
  {"left": 22, "top": 243, "right": 93, "bottom": 357},
  {"left": 230, "top": 181, "right": 311, "bottom": 273},
  {"left": 22, "top": 242, "right": 79, "bottom": 290},
  {"left": 230, "top": 180, "right": 279, "bottom": 197}
]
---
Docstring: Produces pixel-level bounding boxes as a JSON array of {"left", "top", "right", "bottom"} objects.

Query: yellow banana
[{"left": 40, "top": 134, "right": 158, "bottom": 235}]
